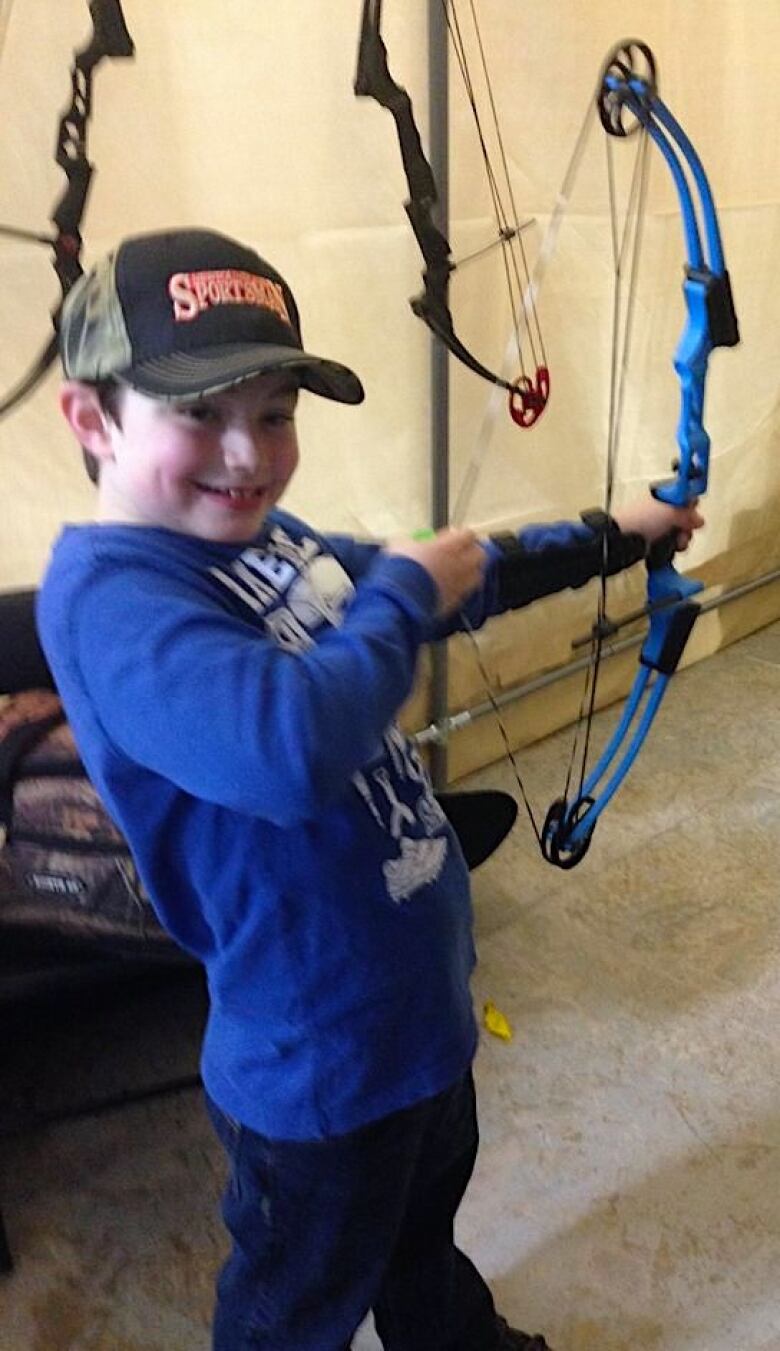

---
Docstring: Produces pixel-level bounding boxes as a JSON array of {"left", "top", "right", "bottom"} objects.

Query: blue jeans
[{"left": 206, "top": 1071, "right": 502, "bottom": 1350}]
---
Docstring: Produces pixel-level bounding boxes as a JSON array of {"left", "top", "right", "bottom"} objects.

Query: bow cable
[
  {"left": 451, "top": 73, "right": 600, "bottom": 526},
  {"left": 444, "top": 1, "right": 547, "bottom": 411}
]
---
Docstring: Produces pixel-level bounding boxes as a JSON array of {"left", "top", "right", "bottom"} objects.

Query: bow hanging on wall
[
  {"left": 354, "top": 0, "right": 550, "bottom": 430},
  {"left": 0, "top": 0, "right": 134, "bottom": 419}
]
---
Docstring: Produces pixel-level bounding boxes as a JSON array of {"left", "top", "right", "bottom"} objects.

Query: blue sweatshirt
[{"left": 37, "top": 507, "right": 607, "bottom": 1140}]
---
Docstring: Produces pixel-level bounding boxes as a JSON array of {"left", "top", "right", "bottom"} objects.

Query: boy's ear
[{"left": 59, "top": 381, "right": 116, "bottom": 463}]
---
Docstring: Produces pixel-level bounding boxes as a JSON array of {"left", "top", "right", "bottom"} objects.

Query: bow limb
[
  {"left": 0, "top": 0, "right": 134, "bottom": 420},
  {"left": 411, "top": 265, "right": 543, "bottom": 393},
  {"left": 0, "top": 335, "right": 59, "bottom": 421}
]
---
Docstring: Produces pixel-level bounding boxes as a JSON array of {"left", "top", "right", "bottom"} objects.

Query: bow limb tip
[
  {"left": 541, "top": 796, "right": 597, "bottom": 870},
  {"left": 597, "top": 39, "right": 658, "bottom": 137},
  {"left": 508, "top": 365, "right": 550, "bottom": 428},
  {"left": 90, "top": 0, "right": 135, "bottom": 60}
]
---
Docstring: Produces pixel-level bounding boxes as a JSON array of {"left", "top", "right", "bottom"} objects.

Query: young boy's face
[{"left": 96, "top": 372, "right": 300, "bottom": 543}]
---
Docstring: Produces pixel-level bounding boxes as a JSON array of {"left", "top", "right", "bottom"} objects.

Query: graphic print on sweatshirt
[
  {"left": 209, "top": 526, "right": 352, "bottom": 651},
  {"left": 209, "top": 523, "right": 450, "bottom": 904},
  {"left": 353, "top": 725, "right": 448, "bottom": 903}
]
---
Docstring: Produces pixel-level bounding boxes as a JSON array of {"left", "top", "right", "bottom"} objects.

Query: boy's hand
[
  {"left": 613, "top": 496, "right": 705, "bottom": 553},
  {"left": 386, "top": 527, "right": 487, "bottom": 617}
]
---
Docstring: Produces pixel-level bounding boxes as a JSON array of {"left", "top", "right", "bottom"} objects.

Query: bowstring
[
  {"left": 443, "top": 0, "right": 551, "bottom": 843},
  {"left": 443, "top": 0, "right": 545, "bottom": 391},
  {"left": 449, "top": 54, "right": 651, "bottom": 852},
  {"left": 458, "top": 608, "right": 544, "bottom": 845},
  {"left": 451, "top": 75, "right": 597, "bottom": 841},
  {"left": 450, "top": 79, "right": 597, "bottom": 528},
  {"left": 568, "top": 124, "right": 651, "bottom": 807}
]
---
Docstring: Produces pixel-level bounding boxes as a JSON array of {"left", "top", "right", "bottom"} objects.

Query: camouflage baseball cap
[{"left": 60, "top": 228, "right": 364, "bottom": 405}]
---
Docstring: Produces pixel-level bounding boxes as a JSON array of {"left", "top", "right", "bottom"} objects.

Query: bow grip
[
  {"left": 645, "top": 532, "right": 677, "bottom": 572},
  {"left": 646, "top": 477, "right": 682, "bottom": 574},
  {"left": 646, "top": 471, "right": 705, "bottom": 572},
  {"left": 640, "top": 598, "right": 700, "bottom": 674},
  {"left": 687, "top": 265, "right": 740, "bottom": 350}
]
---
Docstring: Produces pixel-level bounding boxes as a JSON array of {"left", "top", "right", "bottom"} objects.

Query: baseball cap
[{"left": 59, "top": 228, "right": 364, "bottom": 405}]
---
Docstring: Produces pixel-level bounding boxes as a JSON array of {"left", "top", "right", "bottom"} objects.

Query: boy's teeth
[{"left": 198, "top": 483, "right": 261, "bottom": 499}]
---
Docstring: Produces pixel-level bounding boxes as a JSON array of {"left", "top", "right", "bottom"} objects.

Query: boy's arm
[
  {"left": 321, "top": 499, "right": 701, "bottom": 641},
  {"left": 435, "top": 496, "right": 704, "bottom": 636},
  {"left": 486, "top": 510, "right": 647, "bottom": 610},
  {"left": 42, "top": 555, "right": 441, "bottom": 826},
  {"left": 427, "top": 512, "right": 644, "bottom": 638},
  {"left": 325, "top": 518, "right": 644, "bottom": 626}
]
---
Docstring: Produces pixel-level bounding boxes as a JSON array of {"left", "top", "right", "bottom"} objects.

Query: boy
[{"left": 38, "top": 227, "right": 702, "bottom": 1351}]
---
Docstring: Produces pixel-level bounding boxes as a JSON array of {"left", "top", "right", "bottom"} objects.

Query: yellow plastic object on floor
[{"left": 483, "top": 1000, "right": 513, "bottom": 1041}]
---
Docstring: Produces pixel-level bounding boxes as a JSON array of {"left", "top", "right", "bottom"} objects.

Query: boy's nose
[{"left": 222, "top": 424, "right": 263, "bottom": 472}]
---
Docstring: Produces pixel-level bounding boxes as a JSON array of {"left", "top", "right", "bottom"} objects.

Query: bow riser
[
  {"left": 0, "top": 0, "right": 134, "bottom": 420},
  {"left": 52, "top": 0, "right": 135, "bottom": 287},
  {"left": 658, "top": 276, "right": 715, "bottom": 507}
]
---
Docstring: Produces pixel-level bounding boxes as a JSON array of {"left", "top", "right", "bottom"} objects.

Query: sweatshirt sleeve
[
  {"left": 431, "top": 513, "right": 648, "bottom": 639},
  {"left": 53, "top": 551, "right": 439, "bottom": 825}
]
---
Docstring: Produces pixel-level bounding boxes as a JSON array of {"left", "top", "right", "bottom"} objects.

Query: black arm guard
[{"left": 491, "top": 509, "right": 647, "bottom": 611}]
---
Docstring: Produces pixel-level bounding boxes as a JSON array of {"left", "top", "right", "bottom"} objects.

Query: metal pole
[
  {"left": 427, "top": 0, "right": 450, "bottom": 787},
  {"left": 414, "top": 565, "right": 780, "bottom": 746}
]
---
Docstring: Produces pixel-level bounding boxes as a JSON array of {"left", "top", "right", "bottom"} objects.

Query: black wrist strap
[
  {"left": 579, "top": 508, "right": 618, "bottom": 538},
  {"left": 489, "top": 514, "right": 647, "bottom": 611}
]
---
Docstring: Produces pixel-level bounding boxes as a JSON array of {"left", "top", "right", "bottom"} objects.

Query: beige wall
[{"left": 1, "top": 0, "right": 778, "bottom": 773}]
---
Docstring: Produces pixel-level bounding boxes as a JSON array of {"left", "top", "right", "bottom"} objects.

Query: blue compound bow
[{"left": 540, "top": 39, "right": 740, "bottom": 867}]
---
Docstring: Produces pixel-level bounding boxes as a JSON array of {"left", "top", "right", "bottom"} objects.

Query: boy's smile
[{"left": 91, "top": 373, "right": 300, "bottom": 542}]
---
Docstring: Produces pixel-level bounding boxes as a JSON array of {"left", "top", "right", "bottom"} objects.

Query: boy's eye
[{"left": 178, "top": 403, "right": 217, "bottom": 424}]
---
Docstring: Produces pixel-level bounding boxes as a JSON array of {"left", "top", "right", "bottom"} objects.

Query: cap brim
[{"left": 119, "top": 343, "right": 364, "bottom": 405}]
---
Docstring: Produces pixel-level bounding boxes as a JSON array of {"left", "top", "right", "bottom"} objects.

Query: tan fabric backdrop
[{"left": 0, "top": 0, "right": 778, "bottom": 775}]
